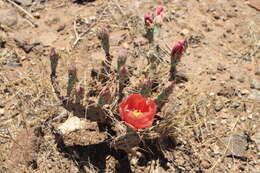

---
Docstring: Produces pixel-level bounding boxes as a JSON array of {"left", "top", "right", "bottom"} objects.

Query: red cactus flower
[
  {"left": 144, "top": 12, "right": 153, "bottom": 26},
  {"left": 171, "top": 40, "right": 188, "bottom": 60},
  {"left": 119, "top": 94, "right": 157, "bottom": 129},
  {"left": 154, "top": 6, "right": 164, "bottom": 17}
]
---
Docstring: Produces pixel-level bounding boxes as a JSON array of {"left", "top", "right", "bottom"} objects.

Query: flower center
[{"left": 132, "top": 110, "right": 143, "bottom": 117}]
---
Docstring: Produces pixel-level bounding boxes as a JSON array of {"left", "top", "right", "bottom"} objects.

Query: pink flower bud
[
  {"left": 171, "top": 40, "right": 187, "bottom": 61},
  {"left": 50, "top": 48, "right": 59, "bottom": 61},
  {"left": 68, "top": 64, "right": 77, "bottom": 76},
  {"left": 164, "top": 82, "right": 174, "bottom": 92},
  {"left": 117, "top": 49, "right": 127, "bottom": 70},
  {"left": 142, "top": 78, "right": 152, "bottom": 88},
  {"left": 97, "top": 27, "right": 110, "bottom": 55},
  {"left": 76, "top": 85, "right": 84, "bottom": 95},
  {"left": 119, "top": 66, "right": 129, "bottom": 77},
  {"left": 144, "top": 12, "right": 153, "bottom": 26},
  {"left": 154, "top": 6, "right": 164, "bottom": 17}
]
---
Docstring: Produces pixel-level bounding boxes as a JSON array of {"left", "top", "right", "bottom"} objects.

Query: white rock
[{"left": 58, "top": 116, "right": 86, "bottom": 135}]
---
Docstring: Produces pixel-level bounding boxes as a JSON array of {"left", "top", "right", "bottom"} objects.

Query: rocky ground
[{"left": 0, "top": 0, "right": 260, "bottom": 172}]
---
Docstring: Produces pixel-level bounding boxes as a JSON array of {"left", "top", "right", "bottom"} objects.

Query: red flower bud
[
  {"left": 171, "top": 40, "right": 187, "bottom": 61},
  {"left": 154, "top": 6, "right": 164, "bottom": 17},
  {"left": 119, "top": 94, "right": 157, "bottom": 129},
  {"left": 144, "top": 12, "right": 153, "bottom": 26}
]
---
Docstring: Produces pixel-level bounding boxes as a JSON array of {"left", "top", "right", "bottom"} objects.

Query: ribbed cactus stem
[
  {"left": 144, "top": 12, "right": 154, "bottom": 43},
  {"left": 50, "top": 48, "right": 59, "bottom": 77},
  {"left": 140, "top": 78, "right": 152, "bottom": 98},
  {"left": 67, "top": 64, "right": 77, "bottom": 97},
  {"left": 98, "top": 86, "right": 111, "bottom": 106},
  {"left": 170, "top": 40, "right": 187, "bottom": 81},
  {"left": 117, "top": 49, "right": 127, "bottom": 71},
  {"left": 75, "top": 84, "right": 84, "bottom": 104},
  {"left": 155, "top": 82, "right": 174, "bottom": 109},
  {"left": 118, "top": 66, "right": 129, "bottom": 101},
  {"left": 98, "top": 27, "right": 110, "bottom": 56}
]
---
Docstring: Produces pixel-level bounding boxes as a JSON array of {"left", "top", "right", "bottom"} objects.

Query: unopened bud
[
  {"left": 50, "top": 48, "right": 59, "bottom": 76},
  {"left": 97, "top": 27, "right": 110, "bottom": 55},
  {"left": 117, "top": 49, "right": 127, "bottom": 71},
  {"left": 119, "top": 66, "right": 129, "bottom": 78},
  {"left": 171, "top": 40, "right": 188, "bottom": 63},
  {"left": 154, "top": 6, "right": 164, "bottom": 17},
  {"left": 144, "top": 12, "right": 153, "bottom": 27}
]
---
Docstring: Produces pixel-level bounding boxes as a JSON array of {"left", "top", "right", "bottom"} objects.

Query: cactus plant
[{"left": 49, "top": 6, "right": 188, "bottom": 153}]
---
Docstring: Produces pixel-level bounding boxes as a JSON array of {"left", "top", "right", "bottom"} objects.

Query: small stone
[
  {"left": 15, "top": 0, "right": 32, "bottom": 6},
  {"left": 237, "top": 76, "right": 245, "bottom": 83},
  {"left": 231, "top": 102, "right": 240, "bottom": 108},
  {"left": 217, "top": 64, "right": 226, "bottom": 71},
  {"left": 180, "top": 29, "right": 190, "bottom": 36},
  {"left": 0, "top": 108, "right": 4, "bottom": 115},
  {"left": 58, "top": 116, "right": 87, "bottom": 135},
  {"left": 250, "top": 78, "right": 260, "bottom": 90},
  {"left": 215, "top": 102, "right": 224, "bottom": 112},
  {"left": 209, "top": 92, "right": 215, "bottom": 96},
  {"left": 240, "top": 89, "right": 249, "bottom": 95},
  {"left": 248, "top": 90, "right": 260, "bottom": 101},
  {"left": 210, "top": 76, "right": 217, "bottom": 81},
  {"left": 5, "top": 61, "right": 22, "bottom": 67},
  {"left": 201, "top": 160, "right": 211, "bottom": 169},
  {"left": 220, "top": 133, "right": 247, "bottom": 159},
  {"left": 33, "top": 12, "right": 40, "bottom": 19},
  {"left": 0, "top": 8, "right": 18, "bottom": 27}
]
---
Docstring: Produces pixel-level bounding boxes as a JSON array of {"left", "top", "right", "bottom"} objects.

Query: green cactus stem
[
  {"left": 118, "top": 66, "right": 129, "bottom": 102},
  {"left": 117, "top": 49, "right": 127, "bottom": 72},
  {"left": 97, "top": 27, "right": 110, "bottom": 56},
  {"left": 155, "top": 82, "right": 174, "bottom": 110},
  {"left": 98, "top": 86, "right": 111, "bottom": 106},
  {"left": 140, "top": 78, "right": 152, "bottom": 98},
  {"left": 67, "top": 64, "right": 77, "bottom": 97},
  {"left": 50, "top": 48, "right": 59, "bottom": 77},
  {"left": 75, "top": 84, "right": 84, "bottom": 104}
]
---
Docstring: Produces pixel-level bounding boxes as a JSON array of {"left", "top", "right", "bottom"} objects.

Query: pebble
[
  {"left": 231, "top": 102, "right": 240, "bottom": 108},
  {"left": 210, "top": 76, "right": 217, "bottom": 81},
  {"left": 215, "top": 102, "right": 224, "bottom": 112},
  {"left": 180, "top": 29, "right": 190, "bottom": 36},
  {"left": 250, "top": 78, "right": 260, "bottom": 90},
  {"left": 201, "top": 160, "right": 211, "bottom": 169},
  {"left": 220, "top": 133, "right": 247, "bottom": 159},
  {"left": 240, "top": 89, "right": 249, "bottom": 95},
  {"left": 248, "top": 90, "right": 260, "bottom": 101},
  {"left": 0, "top": 108, "right": 4, "bottom": 115},
  {"left": 15, "top": 0, "right": 32, "bottom": 6},
  {"left": 0, "top": 8, "right": 18, "bottom": 27}
]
